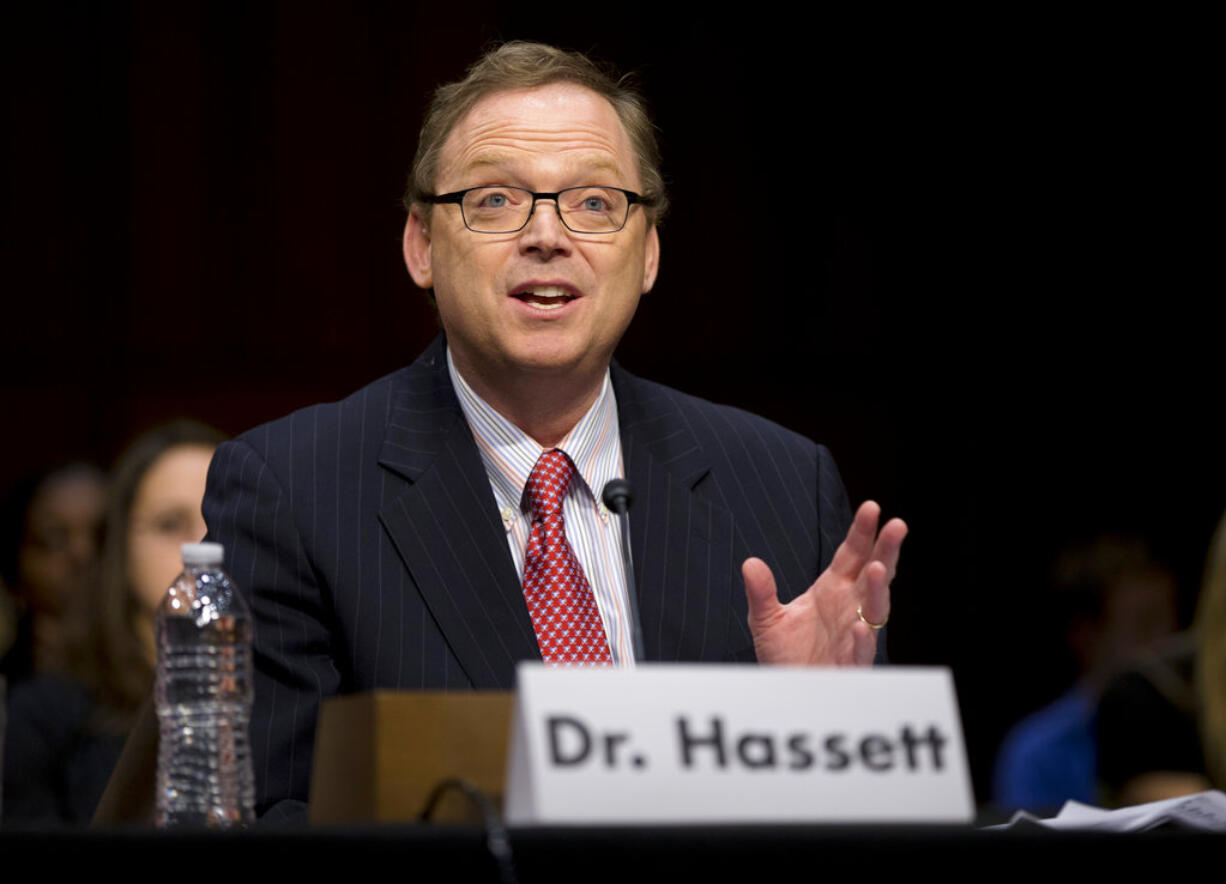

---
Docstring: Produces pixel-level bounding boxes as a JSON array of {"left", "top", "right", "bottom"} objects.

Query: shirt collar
[{"left": 446, "top": 347, "right": 623, "bottom": 515}]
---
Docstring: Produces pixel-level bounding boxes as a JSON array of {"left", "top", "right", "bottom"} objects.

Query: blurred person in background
[
  {"left": 1097, "top": 511, "right": 1226, "bottom": 805},
  {"left": 994, "top": 535, "right": 1178, "bottom": 812},
  {"left": 0, "top": 463, "right": 107, "bottom": 684},
  {"left": 2, "top": 420, "right": 225, "bottom": 826}
]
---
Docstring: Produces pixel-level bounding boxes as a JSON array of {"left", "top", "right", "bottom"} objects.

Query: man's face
[{"left": 404, "top": 83, "right": 659, "bottom": 391}]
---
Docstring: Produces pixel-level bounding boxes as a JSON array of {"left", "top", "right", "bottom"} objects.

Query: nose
[
  {"left": 518, "top": 197, "right": 571, "bottom": 259},
  {"left": 65, "top": 524, "right": 99, "bottom": 572}
]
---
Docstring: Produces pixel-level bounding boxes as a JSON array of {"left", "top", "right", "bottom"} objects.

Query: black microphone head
[{"left": 601, "top": 479, "right": 633, "bottom": 514}]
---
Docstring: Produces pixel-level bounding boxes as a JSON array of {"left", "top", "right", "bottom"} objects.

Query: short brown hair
[{"left": 405, "top": 41, "right": 668, "bottom": 224}]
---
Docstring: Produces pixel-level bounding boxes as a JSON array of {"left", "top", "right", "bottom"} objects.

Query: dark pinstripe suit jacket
[{"left": 203, "top": 335, "right": 852, "bottom": 818}]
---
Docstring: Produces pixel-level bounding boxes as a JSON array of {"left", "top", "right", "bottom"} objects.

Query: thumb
[{"left": 742, "top": 557, "right": 783, "bottom": 627}]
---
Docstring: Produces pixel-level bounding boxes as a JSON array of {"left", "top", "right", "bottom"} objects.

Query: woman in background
[
  {"left": 0, "top": 462, "right": 107, "bottom": 682},
  {"left": 2, "top": 420, "right": 225, "bottom": 826}
]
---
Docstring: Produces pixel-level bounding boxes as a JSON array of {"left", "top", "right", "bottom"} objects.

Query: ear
[
  {"left": 641, "top": 225, "right": 660, "bottom": 294},
  {"left": 403, "top": 208, "right": 433, "bottom": 290}
]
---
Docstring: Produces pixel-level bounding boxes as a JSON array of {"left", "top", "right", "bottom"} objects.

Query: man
[{"left": 204, "top": 42, "right": 906, "bottom": 821}]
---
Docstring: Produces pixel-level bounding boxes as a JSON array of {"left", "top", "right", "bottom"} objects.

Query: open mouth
[{"left": 511, "top": 284, "right": 579, "bottom": 310}]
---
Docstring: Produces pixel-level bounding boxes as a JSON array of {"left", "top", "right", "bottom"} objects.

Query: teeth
[{"left": 515, "top": 285, "right": 573, "bottom": 309}]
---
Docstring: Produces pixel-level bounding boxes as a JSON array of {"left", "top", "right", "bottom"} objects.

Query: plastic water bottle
[{"left": 155, "top": 542, "right": 255, "bottom": 826}]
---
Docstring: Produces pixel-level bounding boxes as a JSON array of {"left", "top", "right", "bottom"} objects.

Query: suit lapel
[
  {"left": 375, "top": 338, "right": 540, "bottom": 689},
  {"left": 613, "top": 366, "right": 737, "bottom": 663},
  {"left": 372, "top": 341, "right": 740, "bottom": 681}
]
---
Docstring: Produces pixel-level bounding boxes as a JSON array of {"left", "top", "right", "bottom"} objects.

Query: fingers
[
  {"left": 744, "top": 502, "right": 905, "bottom": 668},
  {"left": 858, "top": 560, "right": 890, "bottom": 626},
  {"left": 871, "top": 517, "right": 908, "bottom": 585},
  {"left": 829, "top": 502, "right": 907, "bottom": 585},
  {"left": 742, "top": 557, "right": 782, "bottom": 628},
  {"left": 857, "top": 515, "right": 906, "bottom": 628},
  {"left": 827, "top": 503, "right": 906, "bottom": 641},
  {"left": 827, "top": 501, "right": 882, "bottom": 580},
  {"left": 851, "top": 622, "right": 878, "bottom": 666}
]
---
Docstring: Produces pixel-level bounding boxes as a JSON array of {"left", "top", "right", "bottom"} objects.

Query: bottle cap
[{"left": 181, "top": 542, "right": 225, "bottom": 567}]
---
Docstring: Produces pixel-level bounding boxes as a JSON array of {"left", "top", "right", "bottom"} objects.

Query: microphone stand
[{"left": 601, "top": 479, "right": 644, "bottom": 663}]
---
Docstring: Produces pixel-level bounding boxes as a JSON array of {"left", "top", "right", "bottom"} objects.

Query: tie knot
[{"left": 526, "top": 449, "right": 575, "bottom": 518}]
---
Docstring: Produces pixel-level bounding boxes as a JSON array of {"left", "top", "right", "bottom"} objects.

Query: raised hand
[{"left": 743, "top": 501, "right": 907, "bottom": 666}]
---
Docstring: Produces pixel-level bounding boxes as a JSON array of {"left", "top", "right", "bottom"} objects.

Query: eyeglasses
[{"left": 424, "top": 185, "right": 654, "bottom": 234}]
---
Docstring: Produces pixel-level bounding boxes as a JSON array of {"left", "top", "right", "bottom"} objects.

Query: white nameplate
[{"left": 504, "top": 663, "right": 973, "bottom": 825}]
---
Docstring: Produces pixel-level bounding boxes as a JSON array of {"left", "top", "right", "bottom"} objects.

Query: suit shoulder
[
  {"left": 614, "top": 368, "right": 823, "bottom": 459},
  {"left": 221, "top": 365, "right": 411, "bottom": 470}
]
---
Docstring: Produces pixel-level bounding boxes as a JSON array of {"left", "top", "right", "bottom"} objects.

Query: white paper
[{"left": 989, "top": 790, "right": 1226, "bottom": 832}]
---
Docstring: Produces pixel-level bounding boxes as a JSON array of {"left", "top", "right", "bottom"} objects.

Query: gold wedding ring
[{"left": 857, "top": 604, "right": 887, "bottom": 631}]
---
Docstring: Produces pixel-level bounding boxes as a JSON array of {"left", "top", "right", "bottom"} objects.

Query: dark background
[{"left": 2, "top": 2, "right": 1218, "bottom": 805}]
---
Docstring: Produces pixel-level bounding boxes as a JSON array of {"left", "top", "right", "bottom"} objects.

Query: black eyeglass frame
[{"left": 423, "top": 185, "right": 655, "bottom": 234}]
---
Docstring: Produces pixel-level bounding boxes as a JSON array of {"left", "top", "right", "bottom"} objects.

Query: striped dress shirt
[{"left": 446, "top": 349, "right": 636, "bottom": 665}]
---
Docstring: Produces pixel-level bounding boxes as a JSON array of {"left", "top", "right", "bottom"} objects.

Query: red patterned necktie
[{"left": 521, "top": 449, "right": 612, "bottom": 665}]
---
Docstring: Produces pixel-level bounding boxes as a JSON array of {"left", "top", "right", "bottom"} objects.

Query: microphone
[
  {"left": 601, "top": 479, "right": 645, "bottom": 662},
  {"left": 601, "top": 479, "right": 632, "bottom": 515}
]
